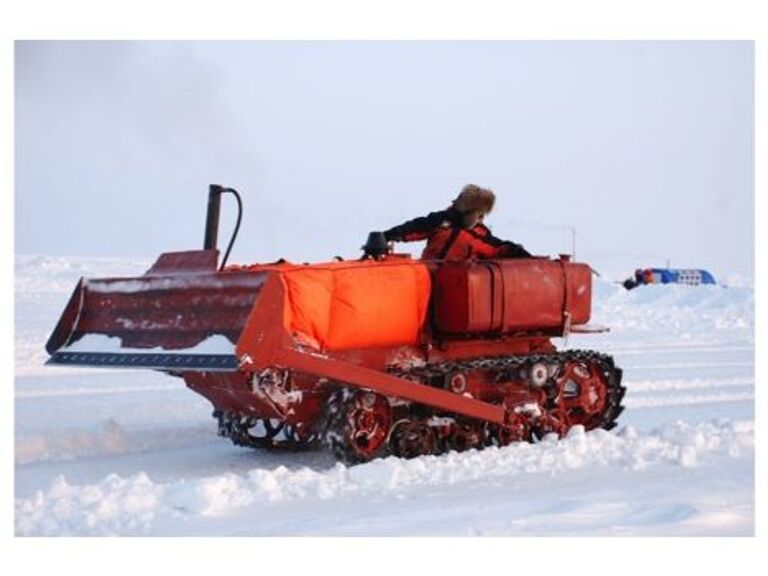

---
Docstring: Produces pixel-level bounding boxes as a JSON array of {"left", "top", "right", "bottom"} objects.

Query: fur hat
[{"left": 452, "top": 184, "right": 496, "bottom": 214}]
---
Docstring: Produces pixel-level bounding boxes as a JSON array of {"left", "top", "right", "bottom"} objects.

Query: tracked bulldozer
[{"left": 47, "top": 185, "right": 624, "bottom": 463}]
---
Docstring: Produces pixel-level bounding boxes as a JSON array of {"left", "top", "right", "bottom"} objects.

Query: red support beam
[{"left": 276, "top": 347, "right": 506, "bottom": 425}]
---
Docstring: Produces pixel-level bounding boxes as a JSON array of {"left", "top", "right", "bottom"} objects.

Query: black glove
[
  {"left": 499, "top": 241, "right": 532, "bottom": 258},
  {"left": 362, "top": 231, "right": 388, "bottom": 258}
]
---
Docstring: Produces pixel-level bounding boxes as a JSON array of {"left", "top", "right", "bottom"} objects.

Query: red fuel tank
[{"left": 432, "top": 258, "right": 592, "bottom": 334}]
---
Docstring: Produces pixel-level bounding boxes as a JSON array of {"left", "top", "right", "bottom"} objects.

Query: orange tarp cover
[{"left": 273, "top": 260, "right": 431, "bottom": 351}]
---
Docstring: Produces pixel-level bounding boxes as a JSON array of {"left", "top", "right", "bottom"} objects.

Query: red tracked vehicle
[{"left": 46, "top": 185, "right": 625, "bottom": 463}]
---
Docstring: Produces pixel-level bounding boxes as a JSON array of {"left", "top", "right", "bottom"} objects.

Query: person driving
[{"left": 380, "top": 184, "right": 531, "bottom": 260}]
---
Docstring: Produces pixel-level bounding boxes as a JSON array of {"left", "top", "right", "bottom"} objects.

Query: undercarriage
[{"left": 214, "top": 349, "right": 625, "bottom": 464}]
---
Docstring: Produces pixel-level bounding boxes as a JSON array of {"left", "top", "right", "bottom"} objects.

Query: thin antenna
[{"left": 571, "top": 227, "right": 576, "bottom": 260}]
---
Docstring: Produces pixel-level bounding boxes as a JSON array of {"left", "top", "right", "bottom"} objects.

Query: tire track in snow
[
  {"left": 608, "top": 343, "right": 753, "bottom": 356},
  {"left": 16, "top": 383, "right": 182, "bottom": 398},
  {"left": 624, "top": 392, "right": 754, "bottom": 409},
  {"left": 623, "top": 375, "right": 754, "bottom": 410},
  {"left": 620, "top": 361, "right": 752, "bottom": 371},
  {"left": 625, "top": 376, "right": 753, "bottom": 393}
]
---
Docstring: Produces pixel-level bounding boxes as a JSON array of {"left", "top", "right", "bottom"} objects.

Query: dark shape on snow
[{"left": 623, "top": 268, "right": 717, "bottom": 290}]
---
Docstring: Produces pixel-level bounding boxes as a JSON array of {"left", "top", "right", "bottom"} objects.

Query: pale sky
[{"left": 15, "top": 41, "right": 754, "bottom": 279}]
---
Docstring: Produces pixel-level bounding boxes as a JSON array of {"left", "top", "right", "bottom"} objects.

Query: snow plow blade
[{"left": 45, "top": 250, "right": 268, "bottom": 371}]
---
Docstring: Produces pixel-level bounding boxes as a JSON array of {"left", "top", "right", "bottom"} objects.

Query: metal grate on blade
[{"left": 47, "top": 351, "right": 239, "bottom": 371}]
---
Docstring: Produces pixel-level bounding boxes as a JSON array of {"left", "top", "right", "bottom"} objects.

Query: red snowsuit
[{"left": 383, "top": 208, "right": 531, "bottom": 261}]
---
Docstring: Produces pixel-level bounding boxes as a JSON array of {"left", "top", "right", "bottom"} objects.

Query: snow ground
[{"left": 13, "top": 254, "right": 755, "bottom": 537}]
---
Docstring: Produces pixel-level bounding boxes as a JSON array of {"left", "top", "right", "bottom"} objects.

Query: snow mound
[
  {"left": 591, "top": 281, "right": 753, "bottom": 337},
  {"left": 15, "top": 419, "right": 753, "bottom": 536}
]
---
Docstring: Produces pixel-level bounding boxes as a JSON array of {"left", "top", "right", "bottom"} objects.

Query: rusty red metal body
[
  {"left": 434, "top": 259, "right": 591, "bottom": 333},
  {"left": 47, "top": 245, "right": 622, "bottom": 463}
]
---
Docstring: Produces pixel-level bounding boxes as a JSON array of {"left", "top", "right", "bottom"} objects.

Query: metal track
[
  {"left": 217, "top": 349, "right": 625, "bottom": 461},
  {"left": 388, "top": 349, "right": 626, "bottom": 432},
  {"left": 215, "top": 411, "right": 322, "bottom": 451}
]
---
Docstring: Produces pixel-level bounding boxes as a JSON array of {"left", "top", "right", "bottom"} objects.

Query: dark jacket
[{"left": 383, "top": 208, "right": 531, "bottom": 260}]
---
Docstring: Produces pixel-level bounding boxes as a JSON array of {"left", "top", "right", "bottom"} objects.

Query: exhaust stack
[{"left": 204, "top": 184, "right": 224, "bottom": 251}]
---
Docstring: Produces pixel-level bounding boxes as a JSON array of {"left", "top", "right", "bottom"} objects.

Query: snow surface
[{"left": 14, "top": 254, "right": 755, "bottom": 536}]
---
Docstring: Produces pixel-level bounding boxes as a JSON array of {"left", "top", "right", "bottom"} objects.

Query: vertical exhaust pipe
[
  {"left": 204, "top": 184, "right": 224, "bottom": 250},
  {"left": 204, "top": 184, "right": 243, "bottom": 271}
]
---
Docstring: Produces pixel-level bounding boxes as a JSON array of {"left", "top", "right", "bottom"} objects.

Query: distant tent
[
  {"left": 648, "top": 268, "right": 716, "bottom": 285},
  {"left": 623, "top": 268, "right": 716, "bottom": 290}
]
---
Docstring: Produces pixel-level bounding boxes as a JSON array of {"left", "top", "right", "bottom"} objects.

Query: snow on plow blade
[{"left": 45, "top": 251, "right": 268, "bottom": 371}]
